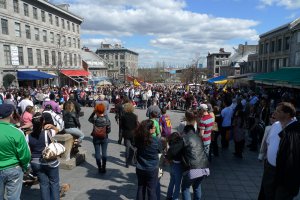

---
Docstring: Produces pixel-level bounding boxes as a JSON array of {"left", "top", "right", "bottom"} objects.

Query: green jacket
[{"left": 0, "top": 121, "right": 31, "bottom": 171}]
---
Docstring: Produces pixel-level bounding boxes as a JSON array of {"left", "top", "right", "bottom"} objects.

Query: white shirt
[
  {"left": 266, "top": 121, "right": 282, "bottom": 166},
  {"left": 18, "top": 99, "right": 33, "bottom": 113},
  {"left": 266, "top": 118, "right": 297, "bottom": 166}
]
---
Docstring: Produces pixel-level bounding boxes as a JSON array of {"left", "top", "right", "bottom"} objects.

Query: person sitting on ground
[{"left": 63, "top": 101, "right": 84, "bottom": 143}]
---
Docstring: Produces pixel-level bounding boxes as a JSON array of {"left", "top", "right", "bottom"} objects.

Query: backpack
[
  {"left": 42, "top": 110, "right": 64, "bottom": 131},
  {"left": 159, "top": 115, "right": 172, "bottom": 137}
]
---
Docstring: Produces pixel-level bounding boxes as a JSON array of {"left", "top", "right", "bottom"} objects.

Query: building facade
[
  {"left": 241, "top": 18, "right": 300, "bottom": 74},
  {"left": 220, "top": 43, "right": 258, "bottom": 77},
  {"left": 206, "top": 48, "right": 231, "bottom": 78},
  {"left": 95, "top": 43, "right": 139, "bottom": 81},
  {"left": 0, "top": 0, "right": 83, "bottom": 87},
  {"left": 81, "top": 47, "right": 108, "bottom": 82}
]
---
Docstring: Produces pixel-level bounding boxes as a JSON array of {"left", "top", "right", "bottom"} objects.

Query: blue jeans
[
  {"left": 136, "top": 168, "right": 158, "bottom": 200},
  {"left": 181, "top": 173, "right": 203, "bottom": 200},
  {"left": 93, "top": 137, "right": 108, "bottom": 165},
  {"left": 0, "top": 166, "right": 23, "bottom": 200},
  {"left": 31, "top": 162, "right": 60, "bottom": 200},
  {"left": 65, "top": 128, "right": 85, "bottom": 142},
  {"left": 167, "top": 162, "right": 183, "bottom": 200}
]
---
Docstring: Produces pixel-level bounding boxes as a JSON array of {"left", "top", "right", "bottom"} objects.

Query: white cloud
[
  {"left": 259, "top": 0, "right": 300, "bottom": 9},
  {"left": 50, "top": 0, "right": 259, "bottom": 67}
]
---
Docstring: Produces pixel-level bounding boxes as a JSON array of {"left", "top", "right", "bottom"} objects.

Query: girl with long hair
[
  {"left": 27, "top": 112, "right": 60, "bottom": 200},
  {"left": 134, "top": 119, "right": 162, "bottom": 200}
]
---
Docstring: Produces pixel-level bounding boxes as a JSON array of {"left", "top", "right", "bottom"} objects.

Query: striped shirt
[{"left": 199, "top": 114, "right": 214, "bottom": 146}]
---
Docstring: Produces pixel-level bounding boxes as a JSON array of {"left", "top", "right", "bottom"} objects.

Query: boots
[
  {"left": 101, "top": 158, "right": 106, "bottom": 173},
  {"left": 96, "top": 159, "right": 101, "bottom": 174}
]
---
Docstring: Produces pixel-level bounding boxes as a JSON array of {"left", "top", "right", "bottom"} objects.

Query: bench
[{"left": 53, "top": 134, "right": 86, "bottom": 170}]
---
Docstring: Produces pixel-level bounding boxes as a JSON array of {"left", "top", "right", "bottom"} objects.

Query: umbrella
[{"left": 97, "top": 80, "right": 112, "bottom": 86}]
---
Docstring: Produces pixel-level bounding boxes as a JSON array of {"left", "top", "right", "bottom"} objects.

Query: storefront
[
  {"left": 60, "top": 70, "right": 90, "bottom": 86},
  {"left": 17, "top": 70, "right": 56, "bottom": 87}
]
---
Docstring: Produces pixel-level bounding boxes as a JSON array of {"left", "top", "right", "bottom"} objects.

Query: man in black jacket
[{"left": 259, "top": 102, "right": 300, "bottom": 200}]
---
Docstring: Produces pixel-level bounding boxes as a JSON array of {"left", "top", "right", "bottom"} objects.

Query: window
[
  {"left": 44, "top": 50, "right": 49, "bottom": 65},
  {"left": 3, "top": 45, "right": 11, "bottom": 65},
  {"left": 27, "top": 48, "right": 33, "bottom": 65},
  {"left": 34, "top": 28, "right": 39, "bottom": 41},
  {"left": 115, "top": 54, "right": 118, "bottom": 59},
  {"left": 0, "top": 0, "right": 6, "bottom": 9},
  {"left": 23, "top": 3, "right": 29, "bottom": 16},
  {"left": 69, "top": 53, "right": 72, "bottom": 66},
  {"left": 68, "top": 37, "right": 71, "bottom": 47},
  {"left": 33, "top": 7, "right": 38, "bottom": 19},
  {"left": 36, "top": 49, "right": 42, "bottom": 65},
  {"left": 72, "top": 23, "right": 75, "bottom": 32},
  {"left": 51, "top": 51, "right": 56, "bottom": 65},
  {"left": 15, "top": 22, "right": 21, "bottom": 37},
  {"left": 13, "top": 0, "right": 19, "bottom": 13},
  {"left": 285, "top": 36, "right": 290, "bottom": 50},
  {"left": 297, "top": 32, "right": 300, "bottom": 43},
  {"left": 18, "top": 47, "right": 23, "bottom": 65},
  {"left": 67, "top": 21, "right": 70, "bottom": 30},
  {"left": 63, "top": 35, "right": 66, "bottom": 46},
  {"left": 42, "top": 30, "right": 47, "bottom": 42},
  {"left": 1, "top": 19, "right": 8, "bottom": 35},
  {"left": 259, "top": 43, "right": 264, "bottom": 54},
  {"left": 74, "top": 54, "right": 77, "bottom": 66},
  {"left": 56, "top": 34, "right": 60, "bottom": 45},
  {"left": 50, "top": 32, "right": 54, "bottom": 43},
  {"left": 216, "top": 61, "right": 219, "bottom": 65},
  {"left": 55, "top": 16, "right": 59, "bottom": 27},
  {"left": 61, "top": 19, "right": 65, "bottom": 29},
  {"left": 296, "top": 52, "right": 300, "bottom": 66},
  {"left": 277, "top": 39, "right": 282, "bottom": 51},
  {"left": 73, "top": 38, "right": 76, "bottom": 48},
  {"left": 41, "top": 10, "right": 45, "bottom": 22},
  {"left": 271, "top": 41, "right": 275, "bottom": 53},
  {"left": 58, "top": 52, "right": 62, "bottom": 65},
  {"left": 25, "top": 25, "right": 31, "bottom": 39},
  {"left": 48, "top": 13, "right": 52, "bottom": 24},
  {"left": 265, "top": 43, "right": 269, "bottom": 53},
  {"left": 120, "top": 54, "right": 125, "bottom": 59},
  {"left": 64, "top": 53, "right": 67, "bottom": 66},
  {"left": 77, "top": 25, "right": 79, "bottom": 33},
  {"left": 77, "top": 39, "right": 80, "bottom": 49}
]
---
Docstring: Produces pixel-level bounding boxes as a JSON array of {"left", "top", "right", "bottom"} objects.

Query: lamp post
[{"left": 120, "top": 64, "right": 126, "bottom": 84}]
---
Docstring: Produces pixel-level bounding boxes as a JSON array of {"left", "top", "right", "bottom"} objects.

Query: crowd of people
[{"left": 0, "top": 82, "right": 300, "bottom": 200}]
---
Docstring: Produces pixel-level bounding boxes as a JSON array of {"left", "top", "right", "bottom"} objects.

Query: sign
[{"left": 11, "top": 46, "right": 19, "bottom": 66}]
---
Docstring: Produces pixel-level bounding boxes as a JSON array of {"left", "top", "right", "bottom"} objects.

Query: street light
[{"left": 120, "top": 64, "right": 126, "bottom": 84}]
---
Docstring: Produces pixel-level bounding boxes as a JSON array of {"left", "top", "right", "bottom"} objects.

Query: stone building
[
  {"left": 95, "top": 43, "right": 139, "bottom": 81},
  {"left": 241, "top": 18, "right": 300, "bottom": 74},
  {"left": 0, "top": 0, "right": 83, "bottom": 87},
  {"left": 206, "top": 48, "right": 231, "bottom": 78}
]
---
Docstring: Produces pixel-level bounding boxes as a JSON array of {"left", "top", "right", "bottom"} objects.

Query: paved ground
[{"left": 21, "top": 106, "right": 300, "bottom": 200}]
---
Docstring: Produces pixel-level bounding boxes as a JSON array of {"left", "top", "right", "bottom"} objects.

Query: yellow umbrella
[{"left": 214, "top": 80, "right": 228, "bottom": 84}]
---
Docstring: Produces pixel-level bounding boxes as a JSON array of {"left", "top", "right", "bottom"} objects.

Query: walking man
[{"left": 0, "top": 104, "right": 31, "bottom": 200}]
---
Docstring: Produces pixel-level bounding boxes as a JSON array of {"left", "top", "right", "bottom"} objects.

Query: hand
[{"left": 44, "top": 124, "right": 54, "bottom": 130}]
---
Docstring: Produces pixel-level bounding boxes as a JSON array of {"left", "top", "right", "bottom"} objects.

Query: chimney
[{"left": 219, "top": 48, "right": 225, "bottom": 53}]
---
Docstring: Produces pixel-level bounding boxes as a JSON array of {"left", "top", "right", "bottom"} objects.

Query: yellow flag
[{"left": 133, "top": 79, "right": 141, "bottom": 86}]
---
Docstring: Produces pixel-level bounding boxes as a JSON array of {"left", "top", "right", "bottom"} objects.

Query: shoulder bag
[{"left": 42, "top": 130, "right": 66, "bottom": 160}]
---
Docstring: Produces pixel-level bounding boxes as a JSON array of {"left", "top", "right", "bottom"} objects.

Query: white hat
[{"left": 199, "top": 103, "right": 208, "bottom": 111}]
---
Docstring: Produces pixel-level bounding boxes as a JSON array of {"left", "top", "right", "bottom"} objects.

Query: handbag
[
  {"left": 92, "top": 126, "right": 107, "bottom": 139},
  {"left": 42, "top": 130, "right": 66, "bottom": 161}
]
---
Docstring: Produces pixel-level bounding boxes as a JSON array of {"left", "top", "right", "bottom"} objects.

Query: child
[{"left": 150, "top": 111, "right": 161, "bottom": 137}]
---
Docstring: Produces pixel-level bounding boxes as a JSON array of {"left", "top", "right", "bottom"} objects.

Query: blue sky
[{"left": 51, "top": 0, "right": 300, "bottom": 67}]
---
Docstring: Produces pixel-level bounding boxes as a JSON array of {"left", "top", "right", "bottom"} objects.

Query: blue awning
[
  {"left": 207, "top": 75, "right": 226, "bottom": 83},
  {"left": 17, "top": 71, "right": 56, "bottom": 80}
]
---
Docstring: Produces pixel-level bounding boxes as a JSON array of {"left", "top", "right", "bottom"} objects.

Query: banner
[{"left": 11, "top": 46, "right": 19, "bottom": 66}]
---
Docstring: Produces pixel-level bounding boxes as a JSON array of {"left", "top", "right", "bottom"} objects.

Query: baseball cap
[
  {"left": 0, "top": 104, "right": 15, "bottom": 119},
  {"left": 199, "top": 103, "right": 208, "bottom": 111}
]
